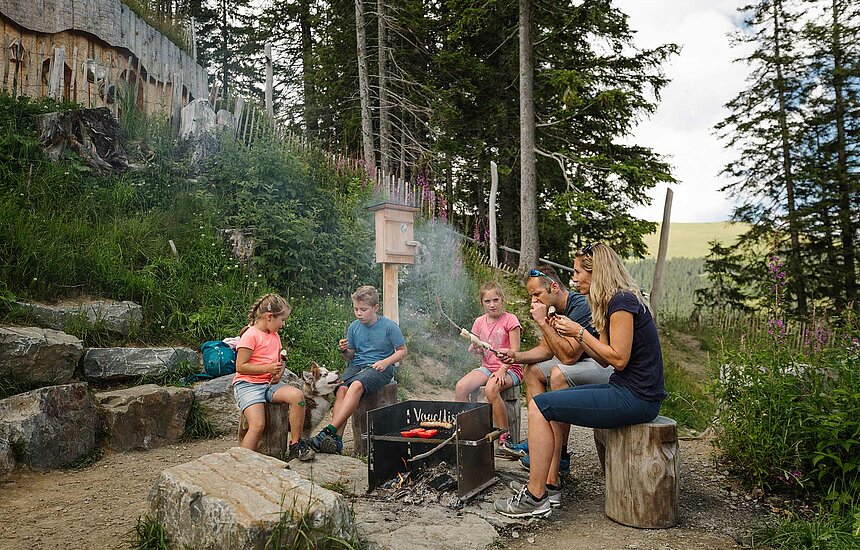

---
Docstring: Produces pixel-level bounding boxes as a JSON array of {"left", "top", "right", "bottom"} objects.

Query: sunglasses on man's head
[{"left": 528, "top": 269, "right": 555, "bottom": 283}]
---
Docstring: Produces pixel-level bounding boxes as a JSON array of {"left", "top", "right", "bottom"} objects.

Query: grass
[
  {"left": 137, "top": 360, "right": 200, "bottom": 387},
  {"left": 750, "top": 507, "right": 860, "bottom": 549},
  {"left": 266, "top": 492, "right": 361, "bottom": 550},
  {"left": 129, "top": 516, "right": 173, "bottom": 550},
  {"left": 639, "top": 221, "right": 749, "bottom": 259},
  {"left": 183, "top": 398, "right": 218, "bottom": 440}
]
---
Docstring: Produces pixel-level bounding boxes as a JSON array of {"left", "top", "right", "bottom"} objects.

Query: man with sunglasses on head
[{"left": 495, "top": 263, "right": 612, "bottom": 474}]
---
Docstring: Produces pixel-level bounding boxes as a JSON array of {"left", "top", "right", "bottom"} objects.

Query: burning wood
[{"left": 372, "top": 462, "right": 464, "bottom": 509}]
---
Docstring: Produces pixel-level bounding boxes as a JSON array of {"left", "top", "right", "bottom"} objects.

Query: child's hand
[
  {"left": 270, "top": 362, "right": 285, "bottom": 383},
  {"left": 338, "top": 338, "right": 349, "bottom": 352},
  {"left": 370, "top": 361, "right": 387, "bottom": 372},
  {"left": 468, "top": 343, "right": 483, "bottom": 357}
]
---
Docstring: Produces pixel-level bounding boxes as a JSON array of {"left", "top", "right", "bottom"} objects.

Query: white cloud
[{"left": 615, "top": 0, "right": 754, "bottom": 222}]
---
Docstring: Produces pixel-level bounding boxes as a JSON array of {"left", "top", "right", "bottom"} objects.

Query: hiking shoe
[
  {"left": 497, "top": 438, "right": 529, "bottom": 459},
  {"left": 519, "top": 452, "right": 570, "bottom": 476},
  {"left": 494, "top": 485, "right": 552, "bottom": 518},
  {"left": 288, "top": 439, "right": 316, "bottom": 461},
  {"left": 310, "top": 430, "right": 344, "bottom": 454},
  {"left": 508, "top": 480, "right": 561, "bottom": 508}
]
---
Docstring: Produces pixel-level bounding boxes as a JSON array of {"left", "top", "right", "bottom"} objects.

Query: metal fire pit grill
[{"left": 366, "top": 400, "right": 498, "bottom": 500}]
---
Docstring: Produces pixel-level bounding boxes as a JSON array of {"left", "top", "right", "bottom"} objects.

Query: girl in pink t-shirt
[
  {"left": 233, "top": 293, "right": 314, "bottom": 461},
  {"left": 454, "top": 281, "right": 522, "bottom": 447}
]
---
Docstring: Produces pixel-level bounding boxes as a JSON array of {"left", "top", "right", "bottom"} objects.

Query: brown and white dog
[{"left": 296, "top": 362, "right": 340, "bottom": 437}]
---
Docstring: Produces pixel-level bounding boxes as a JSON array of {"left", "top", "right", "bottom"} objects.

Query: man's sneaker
[
  {"left": 508, "top": 480, "right": 561, "bottom": 508},
  {"left": 310, "top": 429, "right": 344, "bottom": 454},
  {"left": 519, "top": 452, "right": 570, "bottom": 476},
  {"left": 497, "top": 438, "right": 529, "bottom": 459},
  {"left": 288, "top": 439, "right": 316, "bottom": 461},
  {"left": 494, "top": 485, "right": 552, "bottom": 518}
]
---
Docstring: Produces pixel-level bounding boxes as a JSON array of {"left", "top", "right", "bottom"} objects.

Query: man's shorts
[
  {"left": 532, "top": 357, "right": 613, "bottom": 388},
  {"left": 474, "top": 366, "right": 521, "bottom": 386},
  {"left": 340, "top": 364, "right": 395, "bottom": 395},
  {"left": 233, "top": 380, "right": 289, "bottom": 412}
]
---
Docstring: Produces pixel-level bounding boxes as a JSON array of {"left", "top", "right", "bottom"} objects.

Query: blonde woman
[{"left": 495, "top": 243, "right": 666, "bottom": 518}]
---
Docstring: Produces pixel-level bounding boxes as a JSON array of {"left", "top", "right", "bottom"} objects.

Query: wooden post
[
  {"left": 237, "top": 403, "right": 291, "bottom": 460},
  {"left": 352, "top": 381, "right": 398, "bottom": 455},
  {"left": 489, "top": 160, "right": 499, "bottom": 267},
  {"left": 2, "top": 33, "right": 9, "bottom": 93},
  {"left": 233, "top": 96, "right": 245, "bottom": 134},
  {"left": 382, "top": 263, "right": 399, "bottom": 324},
  {"left": 71, "top": 46, "right": 78, "bottom": 103},
  {"left": 265, "top": 42, "right": 273, "bottom": 117},
  {"left": 26, "top": 38, "right": 36, "bottom": 98},
  {"left": 650, "top": 188, "right": 673, "bottom": 324},
  {"left": 49, "top": 47, "right": 65, "bottom": 99}
]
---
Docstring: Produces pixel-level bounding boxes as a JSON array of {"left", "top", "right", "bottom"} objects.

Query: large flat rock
[
  {"left": 82, "top": 347, "right": 200, "bottom": 381},
  {"left": 0, "top": 383, "right": 99, "bottom": 470},
  {"left": 95, "top": 384, "right": 192, "bottom": 451},
  {"left": 0, "top": 326, "right": 83, "bottom": 385},
  {"left": 16, "top": 300, "right": 143, "bottom": 335},
  {"left": 149, "top": 447, "right": 355, "bottom": 549}
]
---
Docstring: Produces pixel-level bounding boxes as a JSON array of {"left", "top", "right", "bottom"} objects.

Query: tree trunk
[
  {"left": 221, "top": 0, "right": 228, "bottom": 100},
  {"left": 446, "top": 153, "right": 453, "bottom": 224},
  {"left": 377, "top": 0, "right": 391, "bottom": 174},
  {"left": 300, "top": 0, "right": 318, "bottom": 139},
  {"left": 773, "top": 0, "right": 807, "bottom": 314},
  {"left": 518, "top": 0, "right": 539, "bottom": 271},
  {"left": 830, "top": 0, "right": 856, "bottom": 304},
  {"left": 355, "top": 0, "right": 376, "bottom": 169}
]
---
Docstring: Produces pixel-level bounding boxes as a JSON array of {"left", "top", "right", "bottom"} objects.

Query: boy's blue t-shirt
[{"left": 347, "top": 315, "right": 406, "bottom": 367}]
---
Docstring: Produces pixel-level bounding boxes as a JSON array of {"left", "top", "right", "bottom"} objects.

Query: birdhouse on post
[{"left": 367, "top": 202, "right": 419, "bottom": 324}]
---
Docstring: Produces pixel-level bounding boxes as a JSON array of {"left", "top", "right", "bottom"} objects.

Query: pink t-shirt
[
  {"left": 471, "top": 312, "right": 523, "bottom": 380},
  {"left": 232, "top": 326, "right": 282, "bottom": 385}
]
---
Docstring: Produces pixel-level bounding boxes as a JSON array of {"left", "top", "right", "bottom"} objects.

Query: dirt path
[{"left": 0, "top": 353, "right": 773, "bottom": 550}]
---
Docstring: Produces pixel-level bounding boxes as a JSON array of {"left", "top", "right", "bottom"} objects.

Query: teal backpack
[{"left": 184, "top": 340, "right": 237, "bottom": 384}]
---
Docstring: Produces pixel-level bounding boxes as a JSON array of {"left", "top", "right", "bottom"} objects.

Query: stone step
[
  {"left": 148, "top": 447, "right": 355, "bottom": 549},
  {"left": 0, "top": 382, "right": 99, "bottom": 470},
  {"left": 0, "top": 326, "right": 83, "bottom": 385},
  {"left": 16, "top": 300, "right": 142, "bottom": 335},
  {"left": 95, "top": 384, "right": 193, "bottom": 451},
  {"left": 82, "top": 347, "right": 199, "bottom": 381}
]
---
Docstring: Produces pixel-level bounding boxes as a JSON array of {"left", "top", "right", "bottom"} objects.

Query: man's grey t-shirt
[{"left": 563, "top": 291, "right": 597, "bottom": 362}]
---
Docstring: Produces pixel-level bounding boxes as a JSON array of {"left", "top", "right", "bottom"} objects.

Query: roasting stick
[
  {"left": 435, "top": 297, "right": 499, "bottom": 354},
  {"left": 407, "top": 433, "right": 456, "bottom": 463}
]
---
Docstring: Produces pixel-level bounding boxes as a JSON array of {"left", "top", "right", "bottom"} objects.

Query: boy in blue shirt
[{"left": 309, "top": 285, "right": 407, "bottom": 454}]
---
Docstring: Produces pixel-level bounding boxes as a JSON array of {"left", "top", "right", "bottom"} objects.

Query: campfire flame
[{"left": 394, "top": 472, "right": 411, "bottom": 489}]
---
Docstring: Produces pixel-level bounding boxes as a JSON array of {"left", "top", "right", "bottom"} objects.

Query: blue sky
[{"left": 616, "top": 0, "right": 753, "bottom": 223}]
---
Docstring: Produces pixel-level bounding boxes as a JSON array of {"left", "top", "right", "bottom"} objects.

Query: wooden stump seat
[
  {"left": 469, "top": 384, "right": 522, "bottom": 443},
  {"left": 593, "top": 415, "right": 680, "bottom": 529},
  {"left": 351, "top": 380, "right": 398, "bottom": 456},
  {"left": 238, "top": 402, "right": 291, "bottom": 460}
]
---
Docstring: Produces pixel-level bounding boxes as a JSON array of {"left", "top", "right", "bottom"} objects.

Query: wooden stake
[
  {"left": 265, "top": 42, "right": 273, "bottom": 117},
  {"left": 49, "top": 47, "right": 65, "bottom": 99},
  {"left": 650, "top": 188, "right": 673, "bottom": 324},
  {"left": 382, "top": 263, "right": 399, "bottom": 324},
  {"left": 489, "top": 161, "right": 499, "bottom": 267}
]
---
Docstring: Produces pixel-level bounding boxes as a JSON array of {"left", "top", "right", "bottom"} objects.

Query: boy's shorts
[
  {"left": 474, "top": 366, "right": 521, "bottom": 386},
  {"left": 340, "top": 364, "right": 394, "bottom": 395},
  {"left": 233, "top": 380, "right": 289, "bottom": 412},
  {"left": 533, "top": 357, "right": 613, "bottom": 388}
]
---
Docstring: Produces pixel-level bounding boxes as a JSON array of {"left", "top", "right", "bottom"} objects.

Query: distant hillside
[{"left": 640, "top": 222, "right": 748, "bottom": 259}]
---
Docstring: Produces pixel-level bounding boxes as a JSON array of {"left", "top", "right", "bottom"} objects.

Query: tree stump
[
  {"left": 35, "top": 108, "right": 128, "bottom": 172},
  {"left": 593, "top": 416, "right": 680, "bottom": 528},
  {"left": 351, "top": 381, "right": 398, "bottom": 456},
  {"left": 238, "top": 402, "right": 291, "bottom": 460},
  {"left": 469, "top": 384, "right": 522, "bottom": 443}
]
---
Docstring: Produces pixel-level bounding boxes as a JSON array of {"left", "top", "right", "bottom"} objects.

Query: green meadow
[{"left": 639, "top": 222, "right": 748, "bottom": 259}]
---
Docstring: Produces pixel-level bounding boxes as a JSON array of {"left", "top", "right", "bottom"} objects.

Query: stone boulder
[
  {"left": 353, "top": 500, "right": 498, "bottom": 550},
  {"left": 16, "top": 300, "right": 142, "bottom": 335},
  {"left": 94, "top": 384, "right": 192, "bottom": 451},
  {"left": 0, "top": 326, "right": 83, "bottom": 385},
  {"left": 0, "top": 436, "right": 15, "bottom": 477},
  {"left": 82, "top": 347, "right": 199, "bottom": 381},
  {"left": 0, "top": 383, "right": 99, "bottom": 470},
  {"left": 287, "top": 453, "right": 368, "bottom": 495},
  {"left": 191, "top": 375, "right": 238, "bottom": 435},
  {"left": 149, "top": 447, "right": 355, "bottom": 549},
  {"left": 180, "top": 98, "right": 218, "bottom": 166}
]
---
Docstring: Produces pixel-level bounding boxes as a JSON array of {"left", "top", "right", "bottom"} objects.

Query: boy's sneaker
[
  {"left": 310, "top": 429, "right": 343, "bottom": 454},
  {"left": 497, "top": 438, "right": 529, "bottom": 459},
  {"left": 508, "top": 480, "right": 562, "bottom": 508},
  {"left": 288, "top": 439, "right": 316, "bottom": 462},
  {"left": 519, "top": 452, "right": 570, "bottom": 476},
  {"left": 494, "top": 485, "right": 552, "bottom": 518}
]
